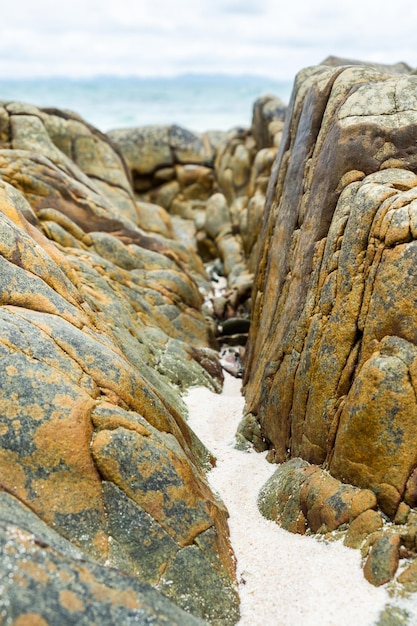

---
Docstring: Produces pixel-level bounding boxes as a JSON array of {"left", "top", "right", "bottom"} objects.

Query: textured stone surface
[
  {"left": 363, "top": 533, "right": 401, "bottom": 586},
  {"left": 244, "top": 60, "right": 417, "bottom": 590},
  {"left": 344, "top": 510, "right": 384, "bottom": 549},
  {"left": 108, "top": 124, "right": 217, "bottom": 194},
  {"left": 0, "top": 492, "right": 207, "bottom": 625},
  {"left": 376, "top": 605, "right": 410, "bottom": 626},
  {"left": 251, "top": 94, "right": 287, "bottom": 150},
  {"left": 0, "top": 103, "right": 240, "bottom": 623},
  {"left": 244, "top": 63, "right": 417, "bottom": 504},
  {"left": 258, "top": 458, "right": 377, "bottom": 535},
  {"left": 109, "top": 106, "right": 286, "bottom": 341}
]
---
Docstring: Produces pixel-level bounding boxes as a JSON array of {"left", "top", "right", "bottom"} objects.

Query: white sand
[{"left": 184, "top": 373, "right": 417, "bottom": 626}]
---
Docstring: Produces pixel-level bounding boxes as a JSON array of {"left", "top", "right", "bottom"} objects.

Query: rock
[
  {"left": 219, "top": 317, "right": 250, "bottom": 336},
  {"left": 258, "top": 458, "right": 312, "bottom": 534},
  {"left": 400, "top": 510, "right": 417, "bottom": 554},
  {"left": 219, "top": 346, "right": 244, "bottom": 378},
  {"left": 169, "top": 125, "right": 215, "bottom": 165},
  {"left": 238, "top": 59, "right": 417, "bottom": 592},
  {"left": 397, "top": 558, "right": 417, "bottom": 592},
  {"left": 258, "top": 459, "right": 377, "bottom": 535},
  {"left": 102, "top": 481, "right": 179, "bottom": 584},
  {"left": 205, "top": 192, "right": 230, "bottom": 240},
  {"left": 215, "top": 128, "right": 257, "bottom": 205},
  {"left": 152, "top": 179, "right": 181, "bottom": 209},
  {"left": 159, "top": 541, "right": 240, "bottom": 626},
  {"left": 235, "top": 413, "right": 269, "bottom": 452},
  {"left": 8, "top": 104, "right": 137, "bottom": 222},
  {"left": 376, "top": 605, "right": 410, "bottom": 626},
  {"left": 321, "top": 54, "right": 412, "bottom": 74},
  {"left": 394, "top": 502, "right": 411, "bottom": 525},
  {"left": 251, "top": 94, "right": 287, "bottom": 149},
  {"left": 0, "top": 104, "right": 240, "bottom": 623},
  {"left": 108, "top": 124, "right": 216, "bottom": 194},
  {"left": 0, "top": 492, "right": 207, "bottom": 625},
  {"left": 108, "top": 125, "right": 173, "bottom": 180},
  {"left": 363, "top": 533, "right": 401, "bottom": 586},
  {"left": 108, "top": 112, "right": 280, "bottom": 330},
  {"left": 135, "top": 200, "right": 176, "bottom": 238},
  {"left": 344, "top": 510, "right": 384, "bottom": 549},
  {"left": 91, "top": 424, "right": 216, "bottom": 548},
  {"left": 243, "top": 62, "right": 417, "bottom": 519}
]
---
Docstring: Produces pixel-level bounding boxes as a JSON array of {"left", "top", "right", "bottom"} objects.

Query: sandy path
[{"left": 185, "top": 373, "right": 402, "bottom": 626}]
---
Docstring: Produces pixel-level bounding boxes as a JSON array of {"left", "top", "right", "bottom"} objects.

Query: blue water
[{"left": 0, "top": 75, "right": 293, "bottom": 133}]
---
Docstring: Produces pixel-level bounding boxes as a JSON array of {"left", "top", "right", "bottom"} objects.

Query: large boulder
[
  {"left": 0, "top": 102, "right": 239, "bottom": 624},
  {"left": 108, "top": 124, "right": 218, "bottom": 194},
  {"left": 243, "top": 60, "right": 417, "bottom": 585}
]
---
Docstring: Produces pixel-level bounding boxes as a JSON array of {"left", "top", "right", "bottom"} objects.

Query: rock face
[
  {"left": 110, "top": 101, "right": 286, "bottom": 350},
  {"left": 0, "top": 493, "right": 206, "bottom": 625},
  {"left": 242, "top": 60, "right": 417, "bottom": 585},
  {"left": 0, "top": 100, "right": 244, "bottom": 624}
]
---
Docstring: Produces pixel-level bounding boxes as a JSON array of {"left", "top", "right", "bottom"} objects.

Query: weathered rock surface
[
  {"left": 110, "top": 100, "right": 287, "bottom": 352},
  {"left": 0, "top": 492, "right": 206, "bottom": 625},
  {"left": 363, "top": 532, "right": 401, "bottom": 586},
  {"left": 258, "top": 458, "right": 378, "bottom": 535},
  {"left": 107, "top": 124, "right": 218, "bottom": 195},
  {"left": 0, "top": 100, "right": 242, "bottom": 624},
  {"left": 242, "top": 59, "right": 417, "bottom": 588}
]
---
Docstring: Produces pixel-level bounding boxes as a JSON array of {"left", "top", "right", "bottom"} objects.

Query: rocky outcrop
[
  {"left": 242, "top": 60, "right": 417, "bottom": 586},
  {"left": 110, "top": 100, "right": 287, "bottom": 358},
  {"left": 0, "top": 100, "right": 241, "bottom": 624}
]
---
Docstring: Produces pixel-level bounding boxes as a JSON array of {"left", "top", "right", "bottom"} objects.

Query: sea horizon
[{"left": 0, "top": 73, "right": 294, "bottom": 134}]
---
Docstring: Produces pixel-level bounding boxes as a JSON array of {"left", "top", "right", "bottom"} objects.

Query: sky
[{"left": 0, "top": 0, "right": 417, "bottom": 81}]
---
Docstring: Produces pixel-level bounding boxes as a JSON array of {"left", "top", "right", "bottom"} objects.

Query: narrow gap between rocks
[{"left": 184, "top": 373, "right": 414, "bottom": 625}]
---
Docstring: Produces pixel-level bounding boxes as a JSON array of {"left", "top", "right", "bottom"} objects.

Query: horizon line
[{"left": 0, "top": 71, "right": 296, "bottom": 83}]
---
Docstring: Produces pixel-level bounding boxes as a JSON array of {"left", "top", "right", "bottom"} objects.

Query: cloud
[
  {"left": 213, "top": 0, "right": 266, "bottom": 15},
  {"left": 0, "top": 0, "right": 416, "bottom": 79}
]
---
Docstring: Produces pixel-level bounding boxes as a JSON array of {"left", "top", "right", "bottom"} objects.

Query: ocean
[{"left": 0, "top": 75, "right": 293, "bottom": 134}]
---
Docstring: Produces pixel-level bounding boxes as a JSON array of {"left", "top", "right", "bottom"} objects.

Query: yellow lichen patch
[
  {"left": 45, "top": 560, "right": 57, "bottom": 574},
  {"left": 0, "top": 449, "right": 29, "bottom": 501},
  {"left": 91, "top": 411, "right": 151, "bottom": 438},
  {"left": 0, "top": 190, "right": 32, "bottom": 233},
  {"left": 0, "top": 393, "right": 22, "bottom": 420},
  {"left": 31, "top": 395, "right": 96, "bottom": 470},
  {"left": 91, "top": 430, "right": 123, "bottom": 482},
  {"left": 58, "top": 590, "right": 85, "bottom": 613},
  {"left": 77, "top": 569, "right": 140, "bottom": 609},
  {"left": 90, "top": 529, "right": 110, "bottom": 558},
  {"left": 336, "top": 169, "right": 365, "bottom": 192},
  {"left": 58, "top": 569, "right": 75, "bottom": 585},
  {"left": 31, "top": 470, "right": 102, "bottom": 516},
  {"left": 5, "top": 364, "right": 19, "bottom": 377},
  {"left": 11, "top": 614, "right": 49, "bottom": 626},
  {"left": 19, "top": 560, "right": 50, "bottom": 584},
  {"left": 27, "top": 405, "right": 46, "bottom": 421},
  {"left": 11, "top": 573, "right": 29, "bottom": 589},
  {"left": 80, "top": 570, "right": 142, "bottom": 610},
  {"left": 131, "top": 490, "right": 166, "bottom": 524},
  {"left": 6, "top": 526, "right": 36, "bottom": 550}
]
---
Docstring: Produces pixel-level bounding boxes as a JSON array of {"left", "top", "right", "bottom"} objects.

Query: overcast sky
[{"left": 0, "top": 0, "right": 416, "bottom": 80}]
